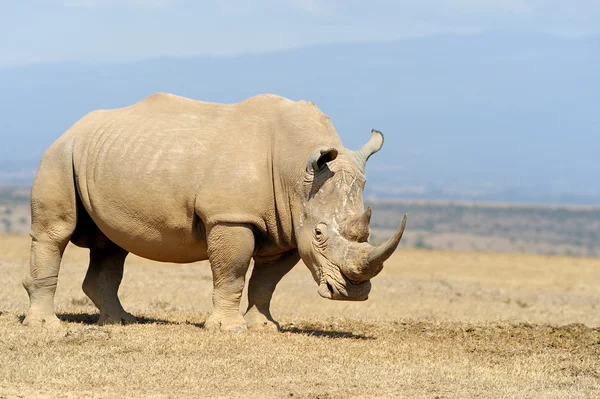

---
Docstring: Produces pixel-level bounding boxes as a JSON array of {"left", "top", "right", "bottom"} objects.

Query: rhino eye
[{"left": 314, "top": 223, "right": 327, "bottom": 240}]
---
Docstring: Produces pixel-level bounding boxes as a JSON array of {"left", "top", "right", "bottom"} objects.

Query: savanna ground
[{"left": 1, "top": 235, "right": 599, "bottom": 398}]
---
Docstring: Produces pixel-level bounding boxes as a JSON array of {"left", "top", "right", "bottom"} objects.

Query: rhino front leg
[
  {"left": 245, "top": 250, "right": 300, "bottom": 331},
  {"left": 205, "top": 223, "right": 255, "bottom": 332}
]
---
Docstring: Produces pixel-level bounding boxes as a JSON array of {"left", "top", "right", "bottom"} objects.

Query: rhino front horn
[{"left": 367, "top": 214, "right": 407, "bottom": 268}]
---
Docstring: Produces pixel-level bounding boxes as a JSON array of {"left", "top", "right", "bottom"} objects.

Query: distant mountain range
[{"left": 1, "top": 31, "right": 599, "bottom": 204}]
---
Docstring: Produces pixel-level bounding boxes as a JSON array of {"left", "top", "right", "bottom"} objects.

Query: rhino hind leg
[
  {"left": 204, "top": 223, "right": 255, "bottom": 333},
  {"left": 245, "top": 250, "right": 300, "bottom": 331},
  {"left": 82, "top": 242, "right": 136, "bottom": 325},
  {"left": 22, "top": 237, "right": 71, "bottom": 329},
  {"left": 23, "top": 143, "right": 78, "bottom": 329}
]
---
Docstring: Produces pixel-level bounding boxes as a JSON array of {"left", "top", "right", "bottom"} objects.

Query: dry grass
[{"left": 1, "top": 235, "right": 599, "bottom": 398}]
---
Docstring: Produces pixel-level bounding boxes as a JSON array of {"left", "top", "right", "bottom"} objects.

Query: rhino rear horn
[{"left": 342, "top": 207, "right": 372, "bottom": 242}]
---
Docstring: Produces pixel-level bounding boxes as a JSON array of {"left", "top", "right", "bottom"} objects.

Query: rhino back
[{"left": 70, "top": 93, "right": 287, "bottom": 262}]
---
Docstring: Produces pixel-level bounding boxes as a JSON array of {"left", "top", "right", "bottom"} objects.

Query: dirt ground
[{"left": 1, "top": 235, "right": 599, "bottom": 398}]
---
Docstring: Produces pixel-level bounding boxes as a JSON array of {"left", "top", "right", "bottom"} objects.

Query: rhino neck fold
[{"left": 265, "top": 144, "right": 297, "bottom": 252}]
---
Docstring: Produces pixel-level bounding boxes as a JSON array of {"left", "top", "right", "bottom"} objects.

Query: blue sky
[{"left": 1, "top": 0, "right": 599, "bottom": 66}]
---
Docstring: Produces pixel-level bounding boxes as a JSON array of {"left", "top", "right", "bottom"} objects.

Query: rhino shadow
[
  {"left": 281, "top": 326, "right": 375, "bottom": 340},
  {"left": 53, "top": 312, "right": 204, "bottom": 328},
  {"left": 16, "top": 313, "right": 369, "bottom": 337}
]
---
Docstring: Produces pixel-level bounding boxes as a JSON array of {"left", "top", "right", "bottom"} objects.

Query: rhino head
[{"left": 295, "top": 129, "right": 407, "bottom": 301}]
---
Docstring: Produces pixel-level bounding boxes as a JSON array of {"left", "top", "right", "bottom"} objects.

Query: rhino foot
[
  {"left": 22, "top": 313, "right": 62, "bottom": 330},
  {"left": 245, "top": 311, "right": 280, "bottom": 332},
  {"left": 98, "top": 310, "right": 137, "bottom": 326},
  {"left": 205, "top": 313, "right": 247, "bottom": 333},
  {"left": 246, "top": 319, "right": 280, "bottom": 332}
]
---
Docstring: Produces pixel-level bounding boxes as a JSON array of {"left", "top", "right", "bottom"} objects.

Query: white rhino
[{"left": 22, "top": 93, "right": 406, "bottom": 332}]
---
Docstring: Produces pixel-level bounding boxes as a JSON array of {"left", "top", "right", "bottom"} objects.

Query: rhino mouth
[{"left": 317, "top": 269, "right": 371, "bottom": 301}]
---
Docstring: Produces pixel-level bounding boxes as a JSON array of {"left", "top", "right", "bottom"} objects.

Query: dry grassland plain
[{"left": 1, "top": 234, "right": 599, "bottom": 398}]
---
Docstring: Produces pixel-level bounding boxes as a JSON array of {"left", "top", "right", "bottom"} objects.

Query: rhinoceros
[{"left": 22, "top": 93, "right": 406, "bottom": 332}]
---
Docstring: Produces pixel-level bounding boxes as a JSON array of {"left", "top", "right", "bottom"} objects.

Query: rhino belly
[
  {"left": 78, "top": 179, "right": 208, "bottom": 263},
  {"left": 91, "top": 204, "right": 208, "bottom": 263}
]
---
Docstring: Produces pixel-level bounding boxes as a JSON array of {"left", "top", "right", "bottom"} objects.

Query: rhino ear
[{"left": 308, "top": 147, "right": 338, "bottom": 172}]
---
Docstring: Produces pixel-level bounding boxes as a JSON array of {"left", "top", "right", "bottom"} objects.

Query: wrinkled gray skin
[{"left": 22, "top": 93, "right": 406, "bottom": 332}]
